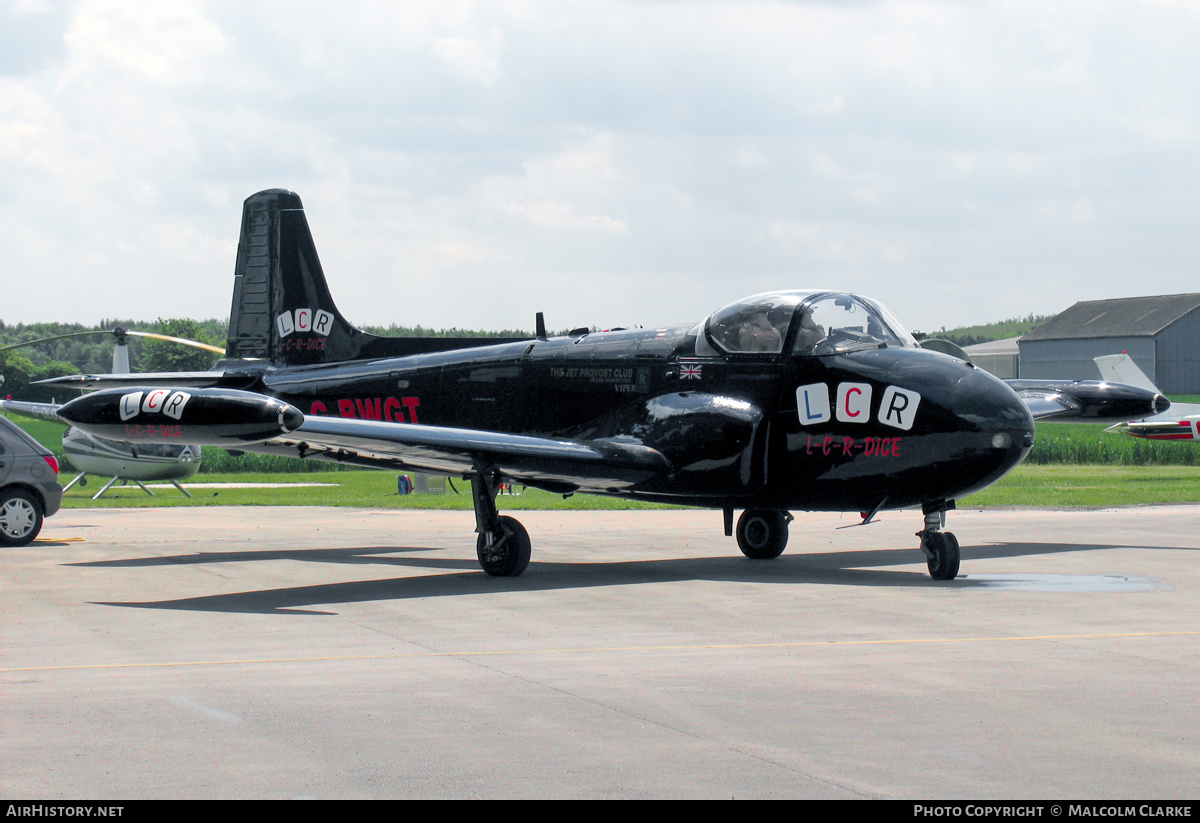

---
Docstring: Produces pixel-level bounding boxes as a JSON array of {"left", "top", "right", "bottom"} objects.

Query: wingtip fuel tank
[{"left": 58, "top": 388, "right": 304, "bottom": 446}]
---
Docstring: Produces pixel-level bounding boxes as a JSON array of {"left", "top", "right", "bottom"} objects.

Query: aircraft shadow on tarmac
[{"left": 67, "top": 539, "right": 1185, "bottom": 615}]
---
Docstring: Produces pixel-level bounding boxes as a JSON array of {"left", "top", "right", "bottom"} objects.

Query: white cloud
[
  {"left": 766, "top": 219, "right": 914, "bottom": 266},
  {"left": 1, "top": 0, "right": 1199, "bottom": 334},
  {"left": 59, "top": 0, "right": 227, "bottom": 90},
  {"left": 433, "top": 27, "right": 504, "bottom": 85},
  {"left": 472, "top": 134, "right": 629, "bottom": 233},
  {"left": 3, "top": 0, "right": 54, "bottom": 14}
]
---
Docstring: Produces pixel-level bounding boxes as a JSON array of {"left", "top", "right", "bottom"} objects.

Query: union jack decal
[{"left": 681, "top": 364, "right": 702, "bottom": 380}]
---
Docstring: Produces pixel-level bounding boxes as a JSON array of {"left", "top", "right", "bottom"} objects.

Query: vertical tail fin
[
  {"left": 1093, "top": 354, "right": 1161, "bottom": 394},
  {"left": 225, "top": 189, "right": 373, "bottom": 365},
  {"left": 225, "top": 189, "right": 528, "bottom": 365}
]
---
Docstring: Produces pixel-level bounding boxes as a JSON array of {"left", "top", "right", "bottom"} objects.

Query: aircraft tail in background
[
  {"left": 1095, "top": 353, "right": 1200, "bottom": 439},
  {"left": 1093, "top": 354, "right": 1161, "bottom": 395}
]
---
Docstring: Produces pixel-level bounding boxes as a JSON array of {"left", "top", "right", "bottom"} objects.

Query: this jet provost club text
[{"left": 549, "top": 366, "right": 652, "bottom": 394}]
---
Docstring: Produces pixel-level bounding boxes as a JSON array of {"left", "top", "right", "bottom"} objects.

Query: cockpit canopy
[{"left": 705, "top": 290, "right": 918, "bottom": 356}]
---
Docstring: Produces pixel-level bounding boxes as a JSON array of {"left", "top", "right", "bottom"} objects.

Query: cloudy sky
[{"left": 3, "top": 0, "right": 1198, "bottom": 337}]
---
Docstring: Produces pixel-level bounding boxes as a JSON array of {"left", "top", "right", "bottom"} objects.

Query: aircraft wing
[
  {"left": 246, "top": 416, "right": 674, "bottom": 494},
  {"left": 55, "top": 386, "right": 743, "bottom": 496},
  {"left": 0, "top": 398, "right": 65, "bottom": 424}
]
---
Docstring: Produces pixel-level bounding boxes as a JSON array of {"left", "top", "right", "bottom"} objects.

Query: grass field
[
  {"left": 53, "top": 472, "right": 678, "bottom": 510},
  {"left": 964, "top": 465, "right": 1200, "bottom": 508}
]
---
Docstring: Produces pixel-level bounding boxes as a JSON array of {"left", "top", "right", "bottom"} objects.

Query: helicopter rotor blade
[
  {"left": 0, "top": 330, "right": 117, "bottom": 353},
  {"left": 1, "top": 329, "right": 225, "bottom": 356},
  {"left": 124, "top": 331, "right": 225, "bottom": 354}
]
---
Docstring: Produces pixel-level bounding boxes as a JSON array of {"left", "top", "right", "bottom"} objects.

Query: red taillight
[{"left": 43, "top": 455, "right": 60, "bottom": 475}]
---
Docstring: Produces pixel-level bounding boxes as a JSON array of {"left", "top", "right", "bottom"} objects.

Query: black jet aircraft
[{"left": 49, "top": 189, "right": 1168, "bottom": 580}]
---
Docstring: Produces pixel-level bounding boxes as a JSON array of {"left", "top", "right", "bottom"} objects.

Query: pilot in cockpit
[
  {"left": 738, "top": 308, "right": 784, "bottom": 352},
  {"left": 793, "top": 308, "right": 824, "bottom": 354}
]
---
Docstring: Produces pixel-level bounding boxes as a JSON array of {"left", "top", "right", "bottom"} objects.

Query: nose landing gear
[{"left": 917, "top": 503, "right": 960, "bottom": 580}]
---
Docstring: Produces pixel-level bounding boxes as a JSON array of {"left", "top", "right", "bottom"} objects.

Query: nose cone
[
  {"left": 280, "top": 403, "right": 305, "bottom": 433},
  {"left": 948, "top": 366, "right": 1036, "bottom": 491},
  {"left": 953, "top": 367, "right": 1036, "bottom": 439}
]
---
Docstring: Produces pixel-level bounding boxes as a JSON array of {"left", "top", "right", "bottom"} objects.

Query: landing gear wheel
[
  {"left": 477, "top": 515, "right": 531, "bottom": 577},
  {"left": 0, "top": 489, "right": 43, "bottom": 547},
  {"left": 924, "top": 531, "right": 960, "bottom": 580},
  {"left": 736, "top": 509, "right": 790, "bottom": 560}
]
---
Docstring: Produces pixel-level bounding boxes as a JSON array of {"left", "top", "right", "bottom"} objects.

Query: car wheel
[{"left": 0, "top": 489, "right": 43, "bottom": 547}]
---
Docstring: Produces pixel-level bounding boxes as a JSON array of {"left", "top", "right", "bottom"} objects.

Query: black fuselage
[{"left": 250, "top": 323, "right": 1035, "bottom": 512}]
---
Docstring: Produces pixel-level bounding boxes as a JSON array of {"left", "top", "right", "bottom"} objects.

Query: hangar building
[
  {"left": 963, "top": 337, "right": 1020, "bottom": 379},
  {"left": 1018, "top": 293, "right": 1200, "bottom": 395}
]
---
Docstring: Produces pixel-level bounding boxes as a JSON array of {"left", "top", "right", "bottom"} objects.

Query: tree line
[
  {"left": 0, "top": 317, "right": 531, "bottom": 402},
  {"left": 0, "top": 318, "right": 226, "bottom": 402}
]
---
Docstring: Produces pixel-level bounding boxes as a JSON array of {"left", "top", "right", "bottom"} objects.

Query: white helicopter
[{"left": 0, "top": 328, "right": 224, "bottom": 499}]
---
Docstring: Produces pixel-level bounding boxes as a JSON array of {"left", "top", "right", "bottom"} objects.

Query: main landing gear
[
  {"left": 729, "top": 508, "right": 793, "bottom": 560},
  {"left": 917, "top": 502, "right": 960, "bottom": 580},
  {"left": 471, "top": 467, "right": 531, "bottom": 577}
]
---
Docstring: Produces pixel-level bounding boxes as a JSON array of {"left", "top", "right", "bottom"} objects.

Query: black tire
[
  {"left": 476, "top": 515, "right": 532, "bottom": 577},
  {"left": 736, "top": 509, "right": 789, "bottom": 560},
  {"left": 0, "top": 489, "right": 43, "bottom": 547},
  {"left": 925, "top": 531, "right": 960, "bottom": 580}
]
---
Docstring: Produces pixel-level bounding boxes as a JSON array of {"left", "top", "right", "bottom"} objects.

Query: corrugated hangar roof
[{"left": 1021, "top": 294, "right": 1200, "bottom": 341}]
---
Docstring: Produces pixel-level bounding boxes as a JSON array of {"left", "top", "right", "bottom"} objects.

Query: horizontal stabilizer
[{"left": 0, "top": 398, "right": 64, "bottom": 423}]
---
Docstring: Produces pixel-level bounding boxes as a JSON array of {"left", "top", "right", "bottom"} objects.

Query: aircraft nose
[{"left": 952, "top": 366, "right": 1036, "bottom": 455}]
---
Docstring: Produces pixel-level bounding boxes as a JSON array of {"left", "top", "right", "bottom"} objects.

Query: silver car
[{"left": 0, "top": 415, "right": 64, "bottom": 546}]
